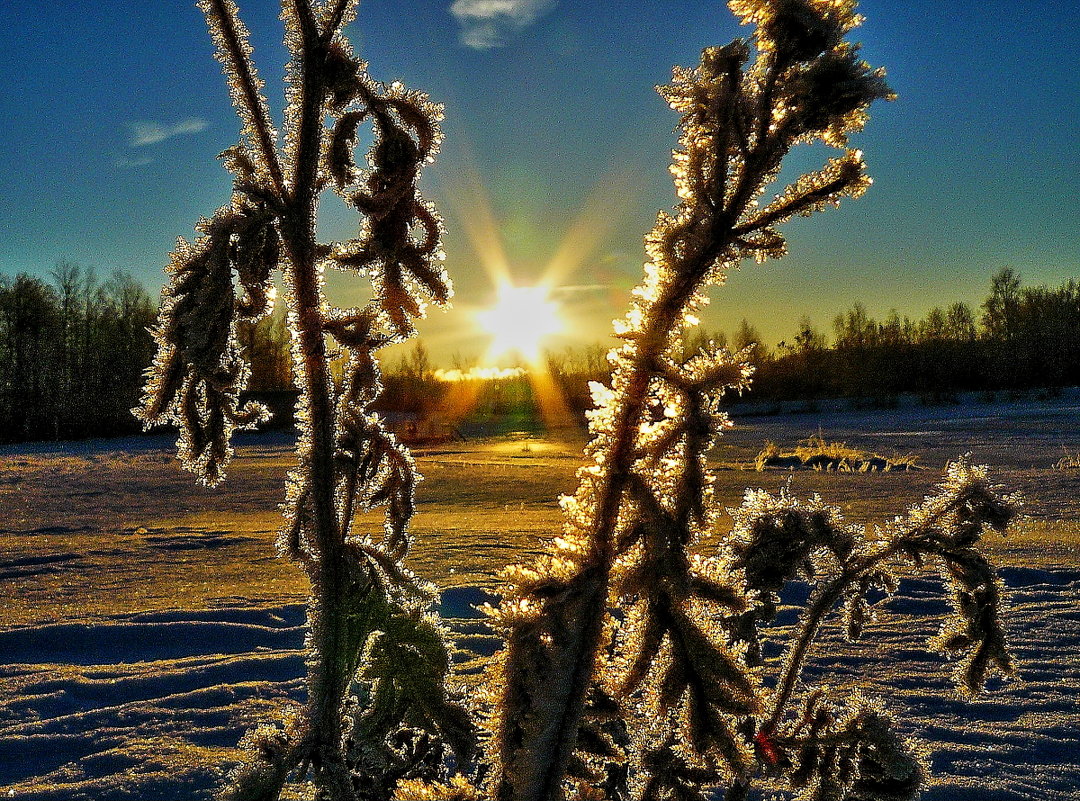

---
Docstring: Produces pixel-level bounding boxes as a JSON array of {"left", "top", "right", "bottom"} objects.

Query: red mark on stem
[{"left": 754, "top": 730, "right": 780, "bottom": 766}]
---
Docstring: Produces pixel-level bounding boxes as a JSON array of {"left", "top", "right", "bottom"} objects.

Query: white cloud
[
  {"left": 128, "top": 118, "right": 209, "bottom": 147},
  {"left": 450, "top": 0, "right": 555, "bottom": 49}
]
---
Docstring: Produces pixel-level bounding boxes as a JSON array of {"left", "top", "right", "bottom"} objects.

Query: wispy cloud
[
  {"left": 450, "top": 0, "right": 555, "bottom": 49},
  {"left": 128, "top": 117, "right": 209, "bottom": 147}
]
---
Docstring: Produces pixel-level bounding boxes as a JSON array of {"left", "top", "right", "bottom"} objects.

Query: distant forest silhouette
[
  {"left": 743, "top": 266, "right": 1080, "bottom": 406},
  {"left": 0, "top": 262, "right": 289, "bottom": 443},
  {"left": 1, "top": 265, "right": 1078, "bottom": 443},
  {"left": 389, "top": 267, "right": 1080, "bottom": 420}
]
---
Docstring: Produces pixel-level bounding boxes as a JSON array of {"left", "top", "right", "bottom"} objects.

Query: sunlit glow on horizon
[
  {"left": 445, "top": 158, "right": 635, "bottom": 368},
  {"left": 434, "top": 365, "right": 526, "bottom": 382}
]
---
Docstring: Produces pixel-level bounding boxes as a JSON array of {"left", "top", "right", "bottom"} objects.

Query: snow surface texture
[
  {"left": 0, "top": 576, "right": 1078, "bottom": 799},
  {"left": 2, "top": 394, "right": 1080, "bottom": 799}
]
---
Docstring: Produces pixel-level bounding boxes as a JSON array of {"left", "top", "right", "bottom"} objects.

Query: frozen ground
[{"left": 1, "top": 394, "right": 1079, "bottom": 799}]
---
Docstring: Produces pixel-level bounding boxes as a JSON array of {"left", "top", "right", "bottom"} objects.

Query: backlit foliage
[
  {"left": 138, "top": 1, "right": 469, "bottom": 798},
  {"left": 471, "top": 2, "right": 1013, "bottom": 801},
  {"left": 140, "top": 2, "right": 1018, "bottom": 801}
]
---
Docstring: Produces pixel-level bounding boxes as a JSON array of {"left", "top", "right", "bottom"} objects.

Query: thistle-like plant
[
  {"left": 465, "top": 3, "right": 1016, "bottom": 801},
  {"left": 140, "top": 2, "right": 1018, "bottom": 801},
  {"left": 137, "top": 1, "right": 472, "bottom": 798}
]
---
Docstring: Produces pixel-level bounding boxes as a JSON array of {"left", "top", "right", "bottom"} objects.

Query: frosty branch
[
  {"left": 473, "top": 3, "right": 1016, "bottom": 801},
  {"left": 137, "top": 1, "right": 470, "bottom": 798}
]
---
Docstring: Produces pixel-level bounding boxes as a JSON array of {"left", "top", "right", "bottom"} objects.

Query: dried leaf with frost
[
  {"left": 135, "top": 209, "right": 270, "bottom": 485},
  {"left": 780, "top": 692, "right": 928, "bottom": 801}
]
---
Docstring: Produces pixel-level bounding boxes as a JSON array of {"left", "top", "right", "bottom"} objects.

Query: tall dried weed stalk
[
  {"left": 138, "top": 1, "right": 471, "bottom": 797},
  {"left": 139, "top": 1, "right": 1018, "bottom": 800},
  {"left": 476, "top": 4, "right": 1018, "bottom": 801}
]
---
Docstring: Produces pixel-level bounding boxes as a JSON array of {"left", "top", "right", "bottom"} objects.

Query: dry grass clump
[
  {"left": 1053, "top": 448, "right": 1080, "bottom": 471},
  {"left": 756, "top": 433, "right": 920, "bottom": 472}
]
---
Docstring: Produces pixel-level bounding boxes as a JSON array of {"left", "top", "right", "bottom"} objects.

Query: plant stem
[
  {"left": 511, "top": 241, "right": 728, "bottom": 801},
  {"left": 278, "top": 5, "right": 351, "bottom": 780},
  {"left": 204, "top": 0, "right": 286, "bottom": 197},
  {"left": 763, "top": 491, "right": 963, "bottom": 737},
  {"left": 323, "top": 0, "right": 353, "bottom": 41},
  {"left": 762, "top": 544, "right": 900, "bottom": 735}
]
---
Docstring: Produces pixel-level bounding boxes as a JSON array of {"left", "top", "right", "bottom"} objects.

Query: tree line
[
  {"left": 533, "top": 268, "right": 1079, "bottom": 415},
  {"left": 2, "top": 265, "right": 1076, "bottom": 443},
  {"left": 0, "top": 263, "right": 291, "bottom": 443},
  {"left": 0, "top": 263, "right": 158, "bottom": 442},
  {"left": 748, "top": 267, "right": 1080, "bottom": 404}
]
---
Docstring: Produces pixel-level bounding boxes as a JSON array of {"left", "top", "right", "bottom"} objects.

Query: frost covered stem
[
  {"left": 279, "top": 3, "right": 349, "bottom": 780},
  {"left": 204, "top": 0, "right": 286, "bottom": 196},
  {"left": 596, "top": 246, "right": 724, "bottom": 525},
  {"left": 762, "top": 544, "right": 900, "bottom": 737},
  {"left": 147, "top": 1, "right": 456, "bottom": 795},
  {"left": 324, "top": 0, "right": 353, "bottom": 37},
  {"left": 765, "top": 499, "right": 955, "bottom": 740},
  {"left": 500, "top": 240, "right": 729, "bottom": 801}
]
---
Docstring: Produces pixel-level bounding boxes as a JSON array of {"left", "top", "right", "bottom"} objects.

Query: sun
[{"left": 476, "top": 283, "right": 563, "bottom": 362}]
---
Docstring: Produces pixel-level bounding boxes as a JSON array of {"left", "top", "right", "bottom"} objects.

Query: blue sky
[{"left": 2, "top": 0, "right": 1078, "bottom": 363}]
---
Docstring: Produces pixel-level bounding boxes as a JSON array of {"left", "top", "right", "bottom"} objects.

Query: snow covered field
[{"left": 1, "top": 393, "right": 1079, "bottom": 799}]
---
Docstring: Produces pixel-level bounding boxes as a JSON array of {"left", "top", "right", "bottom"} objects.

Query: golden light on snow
[{"left": 476, "top": 282, "right": 563, "bottom": 362}]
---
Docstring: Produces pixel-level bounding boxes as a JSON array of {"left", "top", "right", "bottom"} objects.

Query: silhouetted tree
[
  {"left": 945, "top": 301, "right": 977, "bottom": 342},
  {"left": 981, "top": 267, "right": 1021, "bottom": 342},
  {"left": 734, "top": 318, "right": 770, "bottom": 366}
]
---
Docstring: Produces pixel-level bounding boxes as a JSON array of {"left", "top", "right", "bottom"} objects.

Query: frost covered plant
[
  {"left": 137, "top": 1, "right": 471, "bottom": 798},
  {"left": 461, "top": 3, "right": 1014, "bottom": 801},
  {"left": 139, "top": 2, "right": 1018, "bottom": 801}
]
